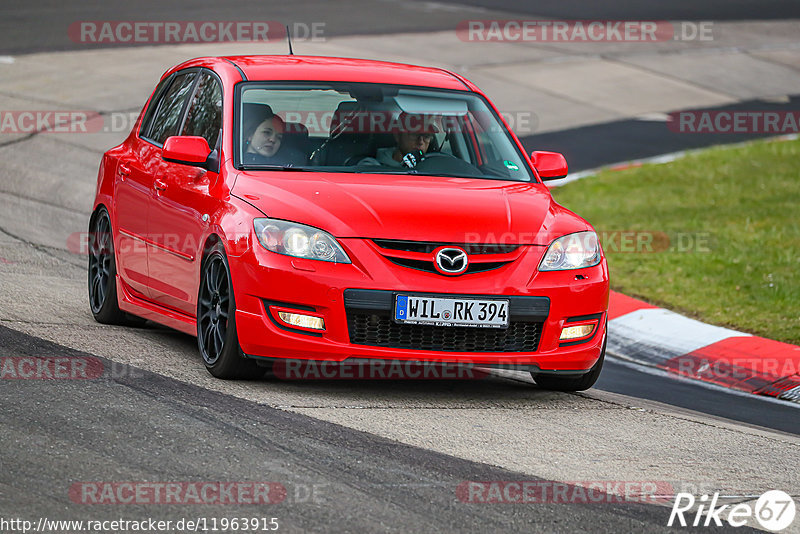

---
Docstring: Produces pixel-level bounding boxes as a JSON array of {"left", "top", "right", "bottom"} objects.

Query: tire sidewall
[
  {"left": 88, "top": 208, "right": 121, "bottom": 321},
  {"left": 198, "top": 243, "right": 250, "bottom": 378},
  {"left": 533, "top": 330, "right": 607, "bottom": 392}
]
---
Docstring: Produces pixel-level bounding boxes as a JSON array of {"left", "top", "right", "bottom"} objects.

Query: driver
[{"left": 359, "top": 112, "right": 439, "bottom": 168}]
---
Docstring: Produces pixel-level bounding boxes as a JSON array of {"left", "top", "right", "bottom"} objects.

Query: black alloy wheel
[
  {"left": 197, "top": 242, "right": 263, "bottom": 379},
  {"left": 88, "top": 208, "right": 144, "bottom": 326}
]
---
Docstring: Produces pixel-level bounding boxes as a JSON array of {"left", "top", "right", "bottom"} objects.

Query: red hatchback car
[{"left": 88, "top": 55, "right": 609, "bottom": 390}]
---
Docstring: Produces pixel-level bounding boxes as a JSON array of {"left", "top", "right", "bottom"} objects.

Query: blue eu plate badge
[{"left": 395, "top": 295, "right": 408, "bottom": 321}]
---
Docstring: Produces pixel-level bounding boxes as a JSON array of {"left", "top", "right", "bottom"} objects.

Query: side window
[
  {"left": 139, "top": 75, "right": 173, "bottom": 137},
  {"left": 181, "top": 71, "right": 223, "bottom": 149},
  {"left": 147, "top": 71, "right": 197, "bottom": 145}
]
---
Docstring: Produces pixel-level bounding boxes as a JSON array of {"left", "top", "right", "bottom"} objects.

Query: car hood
[{"left": 232, "top": 171, "right": 590, "bottom": 245}]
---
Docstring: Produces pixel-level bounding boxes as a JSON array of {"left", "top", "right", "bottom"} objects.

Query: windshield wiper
[
  {"left": 353, "top": 168, "right": 418, "bottom": 175},
  {"left": 355, "top": 168, "right": 488, "bottom": 179},
  {"left": 239, "top": 164, "right": 313, "bottom": 171}
]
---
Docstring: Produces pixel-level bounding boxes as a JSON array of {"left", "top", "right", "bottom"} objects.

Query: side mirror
[
  {"left": 530, "top": 151, "right": 568, "bottom": 180},
  {"left": 162, "top": 136, "right": 212, "bottom": 168}
]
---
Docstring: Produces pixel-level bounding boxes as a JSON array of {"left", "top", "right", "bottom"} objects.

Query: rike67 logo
[{"left": 669, "top": 490, "right": 796, "bottom": 531}]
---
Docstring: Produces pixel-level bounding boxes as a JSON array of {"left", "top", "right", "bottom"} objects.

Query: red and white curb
[
  {"left": 607, "top": 291, "right": 800, "bottom": 404},
  {"left": 541, "top": 137, "right": 800, "bottom": 404}
]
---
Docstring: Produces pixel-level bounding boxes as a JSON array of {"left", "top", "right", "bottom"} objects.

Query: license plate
[{"left": 394, "top": 295, "right": 509, "bottom": 328}]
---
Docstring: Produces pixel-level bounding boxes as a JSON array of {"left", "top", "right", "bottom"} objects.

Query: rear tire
[
  {"left": 532, "top": 337, "right": 606, "bottom": 392},
  {"left": 88, "top": 208, "right": 146, "bottom": 326},
  {"left": 197, "top": 242, "right": 263, "bottom": 379}
]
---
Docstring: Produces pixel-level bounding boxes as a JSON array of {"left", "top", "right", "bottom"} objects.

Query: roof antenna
[{"left": 286, "top": 25, "right": 294, "bottom": 55}]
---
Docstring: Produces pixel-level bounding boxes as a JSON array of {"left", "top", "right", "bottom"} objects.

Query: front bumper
[{"left": 231, "top": 237, "right": 609, "bottom": 372}]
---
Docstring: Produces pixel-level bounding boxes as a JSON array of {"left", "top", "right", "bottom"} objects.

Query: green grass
[{"left": 551, "top": 137, "right": 800, "bottom": 345}]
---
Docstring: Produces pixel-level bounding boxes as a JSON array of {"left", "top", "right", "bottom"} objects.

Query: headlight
[
  {"left": 539, "top": 231, "right": 601, "bottom": 271},
  {"left": 254, "top": 218, "right": 351, "bottom": 263}
]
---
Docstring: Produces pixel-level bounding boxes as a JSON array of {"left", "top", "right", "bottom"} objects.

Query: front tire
[
  {"left": 197, "top": 243, "right": 262, "bottom": 379},
  {"left": 532, "top": 337, "right": 606, "bottom": 392}
]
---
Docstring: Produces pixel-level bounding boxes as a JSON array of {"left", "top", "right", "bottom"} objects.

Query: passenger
[
  {"left": 243, "top": 112, "right": 306, "bottom": 166},
  {"left": 359, "top": 112, "right": 439, "bottom": 168}
]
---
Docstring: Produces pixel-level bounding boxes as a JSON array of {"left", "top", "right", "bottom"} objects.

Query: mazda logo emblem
[{"left": 434, "top": 247, "right": 469, "bottom": 275}]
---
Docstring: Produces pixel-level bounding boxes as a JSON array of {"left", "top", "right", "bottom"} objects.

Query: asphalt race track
[
  {"left": 1, "top": 1, "right": 799, "bottom": 533},
  {"left": 428, "top": 0, "right": 800, "bottom": 22},
  {"left": 0, "top": 324, "right": 687, "bottom": 533},
  {"left": 520, "top": 95, "right": 800, "bottom": 172},
  {"left": 3, "top": 0, "right": 800, "bottom": 55}
]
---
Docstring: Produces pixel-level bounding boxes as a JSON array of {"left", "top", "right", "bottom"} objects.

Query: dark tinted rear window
[
  {"left": 182, "top": 71, "right": 223, "bottom": 148},
  {"left": 147, "top": 71, "right": 197, "bottom": 145}
]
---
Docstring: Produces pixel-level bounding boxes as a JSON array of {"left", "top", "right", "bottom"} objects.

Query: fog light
[
  {"left": 560, "top": 324, "right": 595, "bottom": 341},
  {"left": 277, "top": 311, "right": 325, "bottom": 331}
]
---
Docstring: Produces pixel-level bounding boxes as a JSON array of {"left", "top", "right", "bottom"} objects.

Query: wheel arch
[
  {"left": 201, "top": 233, "right": 223, "bottom": 263},
  {"left": 90, "top": 202, "right": 109, "bottom": 223}
]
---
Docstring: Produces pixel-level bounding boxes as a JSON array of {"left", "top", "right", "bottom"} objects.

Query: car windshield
[{"left": 236, "top": 82, "right": 535, "bottom": 182}]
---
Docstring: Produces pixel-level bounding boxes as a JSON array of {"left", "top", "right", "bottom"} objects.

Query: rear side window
[
  {"left": 139, "top": 75, "right": 173, "bottom": 137},
  {"left": 147, "top": 71, "right": 197, "bottom": 145},
  {"left": 181, "top": 71, "right": 223, "bottom": 149}
]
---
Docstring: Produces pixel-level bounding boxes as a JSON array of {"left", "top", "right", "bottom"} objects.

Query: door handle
[
  {"left": 154, "top": 179, "right": 167, "bottom": 192},
  {"left": 118, "top": 163, "right": 131, "bottom": 177}
]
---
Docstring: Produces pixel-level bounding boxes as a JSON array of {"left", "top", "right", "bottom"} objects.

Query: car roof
[{"left": 172, "top": 55, "right": 475, "bottom": 91}]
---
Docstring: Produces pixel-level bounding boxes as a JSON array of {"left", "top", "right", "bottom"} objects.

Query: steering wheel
[
  {"left": 413, "top": 152, "right": 482, "bottom": 175},
  {"left": 344, "top": 153, "right": 375, "bottom": 166}
]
